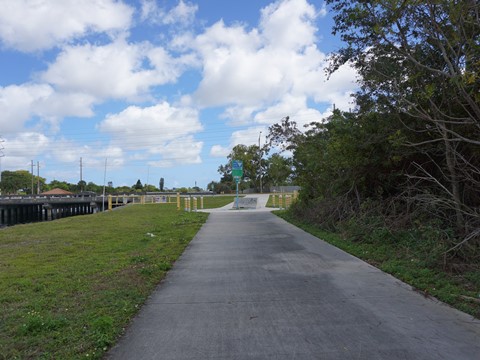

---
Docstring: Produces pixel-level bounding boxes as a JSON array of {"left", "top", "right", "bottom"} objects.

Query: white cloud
[
  {"left": 231, "top": 127, "right": 268, "bottom": 148},
  {"left": 140, "top": 0, "right": 159, "bottom": 21},
  {"left": 148, "top": 136, "right": 202, "bottom": 167},
  {"left": 210, "top": 126, "right": 267, "bottom": 159},
  {"left": 0, "top": 0, "right": 133, "bottom": 52},
  {"left": 253, "top": 94, "right": 325, "bottom": 127},
  {"left": 140, "top": 0, "right": 198, "bottom": 26},
  {"left": 259, "top": 0, "right": 317, "bottom": 50},
  {"left": 45, "top": 139, "right": 125, "bottom": 183},
  {"left": 210, "top": 145, "right": 230, "bottom": 158},
  {"left": 99, "top": 102, "right": 201, "bottom": 145},
  {"left": 0, "top": 84, "right": 96, "bottom": 134},
  {"left": 99, "top": 102, "right": 203, "bottom": 167},
  {"left": 164, "top": 0, "right": 198, "bottom": 25},
  {"left": 4, "top": 132, "right": 50, "bottom": 157},
  {"left": 189, "top": 0, "right": 358, "bottom": 120},
  {"left": 41, "top": 39, "right": 186, "bottom": 101},
  {"left": 220, "top": 105, "right": 258, "bottom": 126},
  {"left": 50, "top": 140, "right": 124, "bottom": 166}
]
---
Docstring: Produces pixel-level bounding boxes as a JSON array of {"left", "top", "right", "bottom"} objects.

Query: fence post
[
  {"left": 177, "top": 192, "right": 180, "bottom": 210},
  {"left": 273, "top": 194, "right": 276, "bottom": 208},
  {"left": 193, "top": 197, "right": 197, "bottom": 212},
  {"left": 200, "top": 196, "right": 204, "bottom": 209},
  {"left": 285, "top": 195, "right": 291, "bottom": 209}
]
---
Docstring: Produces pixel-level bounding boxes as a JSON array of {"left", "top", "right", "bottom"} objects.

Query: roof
[{"left": 40, "top": 188, "right": 74, "bottom": 195}]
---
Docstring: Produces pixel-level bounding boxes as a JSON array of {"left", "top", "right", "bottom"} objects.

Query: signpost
[{"left": 232, "top": 160, "right": 243, "bottom": 209}]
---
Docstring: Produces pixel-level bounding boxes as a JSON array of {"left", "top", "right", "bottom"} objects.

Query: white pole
[{"left": 102, "top": 158, "right": 107, "bottom": 211}]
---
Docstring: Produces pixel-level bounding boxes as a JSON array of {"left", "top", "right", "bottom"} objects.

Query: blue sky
[{"left": 0, "top": 0, "right": 357, "bottom": 190}]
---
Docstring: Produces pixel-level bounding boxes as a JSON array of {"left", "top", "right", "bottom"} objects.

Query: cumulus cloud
[
  {"left": 4, "top": 132, "right": 50, "bottom": 157},
  {"left": 259, "top": 0, "right": 317, "bottom": 50},
  {"left": 210, "top": 145, "right": 230, "bottom": 158},
  {"left": 0, "top": 132, "right": 50, "bottom": 173},
  {"left": 49, "top": 139, "right": 122, "bottom": 165},
  {"left": 140, "top": 0, "right": 198, "bottom": 26},
  {"left": 0, "top": 0, "right": 133, "bottom": 52},
  {"left": 147, "top": 135, "right": 202, "bottom": 167},
  {"left": 188, "top": 0, "right": 357, "bottom": 123},
  {"left": 0, "top": 84, "right": 96, "bottom": 134},
  {"left": 98, "top": 102, "right": 203, "bottom": 167},
  {"left": 41, "top": 39, "right": 189, "bottom": 101},
  {"left": 210, "top": 126, "right": 268, "bottom": 158}
]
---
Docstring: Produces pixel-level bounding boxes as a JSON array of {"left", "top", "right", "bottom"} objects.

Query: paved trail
[{"left": 108, "top": 196, "right": 480, "bottom": 359}]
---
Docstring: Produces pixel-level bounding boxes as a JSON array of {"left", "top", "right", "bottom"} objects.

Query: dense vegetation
[{"left": 266, "top": 1, "right": 479, "bottom": 269}]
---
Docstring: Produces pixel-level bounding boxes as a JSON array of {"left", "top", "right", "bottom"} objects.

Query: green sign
[{"left": 232, "top": 160, "right": 243, "bottom": 178}]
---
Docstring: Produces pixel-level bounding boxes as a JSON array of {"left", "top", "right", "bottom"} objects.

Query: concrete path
[{"left": 108, "top": 201, "right": 480, "bottom": 359}]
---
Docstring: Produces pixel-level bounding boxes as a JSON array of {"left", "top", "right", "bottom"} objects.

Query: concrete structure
[{"left": 0, "top": 195, "right": 104, "bottom": 226}]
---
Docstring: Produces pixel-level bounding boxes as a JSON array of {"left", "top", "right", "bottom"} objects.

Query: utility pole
[
  {"left": 0, "top": 136, "right": 4, "bottom": 194},
  {"left": 80, "top": 157, "right": 83, "bottom": 191},
  {"left": 102, "top": 158, "right": 107, "bottom": 212},
  {"left": 37, "top": 161, "right": 40, "bottom": 194},
  {"left": 258, "top": 131, "right": 263, "bottom": 193},
  {"left": 31, "top": 160, "right": 34, "bottom": 195},
  {"left": 146, "top": 165, "right": 150, "bottom": 191}
]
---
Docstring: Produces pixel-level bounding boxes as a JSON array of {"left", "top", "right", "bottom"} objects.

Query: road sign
[{"left": 232, "top": 160, "right": 243, "bottom": 178}]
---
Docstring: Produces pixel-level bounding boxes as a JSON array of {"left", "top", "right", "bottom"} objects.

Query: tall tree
[
  {"left": 218, "top": 144, "right": 262, "bottom": 190},
  {"left": 159, "top": 177, "right": 164, "bottom": 191},
  {"left": 0, "top": 170, "right": 45, "bottom": 194},
  {"left": 265, "top": 154, "right": 293, "bottom": 187},
  {"left": 327, "top": 0, "right": 480, "bottom": 251},
  {"left": 134, "top": 179, "right": 143, "bottom": 190}
]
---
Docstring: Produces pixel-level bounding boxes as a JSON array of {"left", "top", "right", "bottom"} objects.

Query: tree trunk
[{"left": 442, "top": 126, "right": 465, "bottom": 235}]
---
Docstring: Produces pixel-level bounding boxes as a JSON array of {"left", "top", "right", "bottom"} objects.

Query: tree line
[{"left": 0, "top": 170, "right": 169, "bottom": 195}]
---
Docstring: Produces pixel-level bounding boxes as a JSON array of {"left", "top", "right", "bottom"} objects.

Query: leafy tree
[
  {"left": 115, "top": 186, "right": 132, "bottom": 194},
  {"left": 134, "top": 179, "right": 143, "bottom": 190},
  {"left": 0, "top": 170, "right": 41, "bottom": 194},
  {"left": 218, "top": 144, "right": 262, "bottom": 190},
  {"left": 264, "top": 154, "right": 293, "bottom": 187},
  {"left": 159, "top": 177, "right": 165, "bottom": 191},
  {"left": 46, "top": 180, "right": 71, "bottom": 192},
  {"left": 327, "top": 0, "right": 480, "bottom": 252},
  {"left": 85, "top": 182, "right": 102, "bottom": 193},
  {"left": 144, "top": 184, "right": 158, "bottom": 192},
  {"left": 78, "top": 180, "right": 86, "bottom": 192},
  {"left": 267, "top": 111, "right": 404, "bottom": 202}
]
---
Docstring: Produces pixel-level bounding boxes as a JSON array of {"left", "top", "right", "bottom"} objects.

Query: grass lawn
[
  {"left": 275, "top": 210, "right": 480, "bottom": 319},
  {"left": 200, "top": 195, "right": 240, "bottom": 209},
  {"left": 0, "top": 204, "right": 208, "bottom": 359}
]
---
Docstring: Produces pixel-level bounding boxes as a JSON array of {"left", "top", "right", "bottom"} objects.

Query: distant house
[{"left": 40, "top": 188, "right": 74, "bottom": 196}]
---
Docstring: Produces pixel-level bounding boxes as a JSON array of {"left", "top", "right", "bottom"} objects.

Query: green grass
[
  {"left": 0, "top": 204, "right": 208, "bottom": 359},
  {"left": 201, "top": 195, "right": 242, "bottom": 209},
  {"left": 275, "top": 210, "right": 480, "bottom": 319}
]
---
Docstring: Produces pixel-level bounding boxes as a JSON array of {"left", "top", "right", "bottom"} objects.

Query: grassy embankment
[
  {"left": 0, "top": 196, "right": 236, "bottom": 359},
  {"left": 274, "top": 208, "right": 480, "bottom": 319}
]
